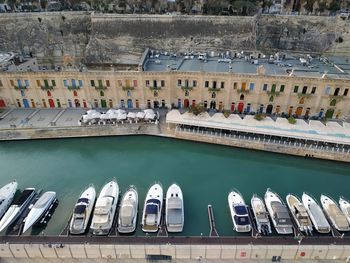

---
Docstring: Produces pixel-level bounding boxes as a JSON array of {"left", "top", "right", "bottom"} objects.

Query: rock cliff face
[{"left": 0, "top": 13, "right": 348, "bottom": 65}]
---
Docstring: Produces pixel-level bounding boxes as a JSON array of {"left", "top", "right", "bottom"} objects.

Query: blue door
[
  {"left": 319, "top": 110, "right": 324, "bottom": 118},
  {"left": 23, "top": 99, "right": 29, "bottom": 108},
  {"left": 127, "top": 99, "right": 133, "bottom": 108},
  {"left": 246, "top": 104, "right": 251, "bottom": 113},
  {"left": 178, "top": 99, "right": 181, "bottom": 108},
  {"left": 68, "top": 100, "right": 72, "bottom": 108}
]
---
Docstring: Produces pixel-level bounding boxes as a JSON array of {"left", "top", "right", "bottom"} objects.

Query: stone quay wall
[
  {"left": 0, "top": 124, "right": 348, "bottom": 163},
  {"left": 0, "top": 13, "right": 349, "bottom": 66}
]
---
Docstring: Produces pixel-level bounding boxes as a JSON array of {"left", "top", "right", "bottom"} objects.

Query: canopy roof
[{"left": 166, "top": 110, "right": 350, "bottom": 145}]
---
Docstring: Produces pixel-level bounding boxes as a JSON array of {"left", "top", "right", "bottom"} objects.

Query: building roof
[
  {"left": 166, "top": 110, "right": 350, "bottom": 145},
  {"left": 143, "top": 51, "right": 350, "bottom": 79}
]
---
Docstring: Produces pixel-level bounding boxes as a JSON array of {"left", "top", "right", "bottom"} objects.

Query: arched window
[
  {"left": 211, "top": 92, "right": 216, "bottom": 99},
  {"left": 302, "top": 86, "right": 307, "bottom": 94},
  {"left": 240, "top": 94, "right": 244, "bottom": 100},
  {"left": 299, "top": 97, "right": 305, "bottom": 104},
  {"left": 269, "top": 96, "right": 274, "bottom": 102},
  {"left": 73, "top": 90, "right": 78, "bottom": 97},
  {"left": 100, "top": 90, "right": 104, "bottom": 97},
  {"left": 330, "top": 99, "right": 336, "bottom": 106},
  {"left": 47, "top": 91, "right": 51, "bottom": 97}
]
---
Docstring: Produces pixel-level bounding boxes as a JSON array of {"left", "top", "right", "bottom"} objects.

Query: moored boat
[
  {"left": 302, "top": 192, "right": 330, "bottom": 234},
  {"left": 165, "top": 183, "right": 184, "bottom": 233},
  {"left": 0, "top": 188, "right": 36, "bottom": 232},
  {"left": 0, "top": 180, "right": 18, "bottom": 220},
  {"left": 90, "top": 180, "right": 119, "bottom": 235},
  {"left": 251, "top": 194, "right": 272, "bottom": 235},
  {"left": 118, "top": 186, "right": 138, "bottom": 234},
  {"left": 286, "top": 194, "right": 313, "bottom": 235},
  {"left": 339, "top": 197, "right": 350, "bottom": 224},
  {"left": 22, "top": 191, "right": 57, "bottom": 234},
  {"left": 321, "top": 194, "right": 350, "bottom": 232},
  {"left": 264, "top": 188, "right": 293, "bottom": 235},
  {"left": 69, "top": 185, "right": 96, "bottom": 235},
  {"left": 141, "top": 183, "right": 163, "bottom": 232},
  {"left": 228, "top": 189, "right": 251, "bottom": 233}
]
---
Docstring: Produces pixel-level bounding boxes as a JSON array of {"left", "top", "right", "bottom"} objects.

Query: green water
[{"left": 0, "top": 136, "right": 349, "bottom": 236}]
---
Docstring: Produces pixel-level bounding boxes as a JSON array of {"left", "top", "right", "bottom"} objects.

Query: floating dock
[{"left": 208, "top": 204, "right": 219, "bottom": 237}]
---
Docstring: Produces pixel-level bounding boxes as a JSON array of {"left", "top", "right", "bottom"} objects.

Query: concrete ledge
[
  {"left": 69, "top": 244, "right": 86, "bottom": 258},
  {"left": 9, "top": 244, "right": 28, "bottom": 258},
  {"left": 24, "top": 244, "right": 43, "bottom": 258},
  {"left": 39, "top": 244, "right": 57, "bottom": 258},
  {"left": 0, "top": 243, "right": 14, "bottom": 258},
  {"left": 115, "top": 244, "right": 131, "bottom": 259}
]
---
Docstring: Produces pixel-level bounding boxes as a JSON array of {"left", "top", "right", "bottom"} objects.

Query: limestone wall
[
  {"left": 0, "top": 13, "right": 349, "bottom": 65},
  {"left": 0, "top": 243, "right": 349, "bottom": 260}
]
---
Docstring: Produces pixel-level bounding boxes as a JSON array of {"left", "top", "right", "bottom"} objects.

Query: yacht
[
  {"left": 321, "top": 194, "right": 350, "bottom": 232},
  {"left": 90, "top": 180, "right": 119, "bottom": 235},
  {"left": 302, "top": 192, "right": 330, "bottom": 234},
  {"left": 22, "top": 191, "right": 57, "bottom": 234},
  {"left": 69, "top": 185, "right": 96, "bottom": 235},
  {"left": 141, "top": 183, "right": 163, "bottom": 232},
  {"left": 228, "top": 190, "right": 251, "bottom": 232},
  {"left": 165, "top": 183, "right": 184, "bottom": 233},
  {"left": 286, "top": 194, "right": 313, "bottom": 235},
  {"left": 118, "top": 186, "right": 138, "bottom": 234},
  {"left": 339, "top": 197, "right": 350, "bottom": 224},
  {"left": 0, "top": 188, "right": 36, "bottom": 232},
  {"left": 264, "top": 189, "right": 293, "bottom": 235},
  {"left": 0, "top": 181, "right": 18, "bottom": 219},
  {"left": 251, "top": 194, "right": 272, "bottom": 235}
]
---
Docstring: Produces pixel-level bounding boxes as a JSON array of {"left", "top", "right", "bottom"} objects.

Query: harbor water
[{"left": 0, "top": 135, "right": 349, "bottom": 236}]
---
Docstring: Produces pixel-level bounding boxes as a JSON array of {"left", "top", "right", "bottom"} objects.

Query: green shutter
[
  {"left": 280, "top": 85, "right": 285, "bottom": 92},
  {"left": 294, "top": 86, "right": 299, "bottom": 93},
  {"left": 271, "top": 84, "right": 276, "bottom": 92}
]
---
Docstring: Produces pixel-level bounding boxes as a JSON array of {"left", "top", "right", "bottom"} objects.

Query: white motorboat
[
  {"left": 22, "top": 191, "right": 57, "bottom": 234},
  {"left": 0, "top": 188, "right": 36, "bottom": 232},
  {"left": 321, "top": 194, "right": 350, "bottom": 232},
  {"left": 302, "top": 192, "right": 330, "bottom": 234},
  {"left": 264, "top": 189, "right": 293, "bottom": 235},
  {"left": 90, "top": 180, "right": 119, "bottom": 235},
  {"left": 286, "top": 194, "right": 313, "bottom": 235},
  {"left": 69, "top": 185, "right": 96, "bottom": 235},
  {"left": 165, "top": 183, "right": 184, "bottom": 233},
  {"left": 118, "top": 186, "right": 138, "bottom": 234},
  {"left": 339, "top": 197, "right": 350, "bottom": 224},
  {"left": 0, "top": 180, "right": 18, "bottom": 219},
  {"left": 141, "top": 183, "right": 163, "bottom": 232},
  {"left": 228, "top": 190, "right": 251, "bottom": 232},
  {"left": 251, "top": 194, "right": 272, "bottom": 235}
]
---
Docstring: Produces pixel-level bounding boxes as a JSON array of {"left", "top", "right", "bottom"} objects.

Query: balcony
[
  {"left": 14, "top": 85, "right": 27, "bottom": 90},
  {"left": 267, "top": 90, "right": 280, "bottom": 96},
  {"left": 41, "top": 85, "right": 54, "bottom": 90},
  {"left": 67, "top": 85, "right": 80, "bottom": 90},
  {"left": 122, "top": 86, "right": 135, "bottom": 91},
  {"left": 236, "top": 88, "right": 249, "bottom": 94},
  {"left": 297, "top": 93, "right": 313, "bottom": 99},
  {"left": 181, "top": 86, "right": 193, "bottom": 91},
  {"left": 149, "top": 86, "right": 162, "bottom": 91},
  {"left": 94, "top": 85, "right": 107, "bottom": 91},
  {"left": 208, "top": 87, "right": 221, "bottom": 92}
]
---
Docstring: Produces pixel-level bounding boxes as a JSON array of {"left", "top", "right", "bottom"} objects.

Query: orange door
[{"left": 295, "top": 107, "right": 303, "bottom": 117}]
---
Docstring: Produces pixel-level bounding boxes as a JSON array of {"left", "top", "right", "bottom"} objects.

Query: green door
[
  {"left": 325, "top": 109, "right": 334, "bottom": 119},
  {"left": 101, "top": 99, "right": 107, "bottom": 108}
]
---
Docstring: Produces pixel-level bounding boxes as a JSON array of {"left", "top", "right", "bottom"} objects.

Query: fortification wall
[{"left": 0, "top": 13, "right": 349, "bottom": 65}]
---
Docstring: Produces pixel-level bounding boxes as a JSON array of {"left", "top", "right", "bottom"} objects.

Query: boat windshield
[
  {"left": 234, "top": 205, "right": 248, "bottom": 215},
  {"left": 77, "top": 198, "right": 89, "bottom": 204},
  {"left": 234, "top": 215, "right": 250, "bottom": 225}
]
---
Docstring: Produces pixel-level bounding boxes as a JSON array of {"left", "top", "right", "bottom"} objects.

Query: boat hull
[
  {"left": 228, "top": 190, "right": 251, "bottom": 233},
  {"left": 118, "top": 186, "right": 138, "bottom": 234},
  {"left": 0, "top": 181, "right": 18, "bottom": 220},
  {"left": 141, "top": 183, "right": 163, "bottom": 233},
  {"left": 166, "top": 184, "right": 184, "bottom": 233}
]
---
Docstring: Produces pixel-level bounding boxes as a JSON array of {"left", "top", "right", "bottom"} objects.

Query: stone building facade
[{"left": 0, "top": 67, "right": 349, "bottom": 120}]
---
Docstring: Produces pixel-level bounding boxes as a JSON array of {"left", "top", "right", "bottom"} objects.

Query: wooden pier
[{"left": 208, "top": 204, "right": 219, "bottom": 237}]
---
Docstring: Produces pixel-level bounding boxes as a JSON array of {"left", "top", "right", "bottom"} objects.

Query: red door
[
  {"left": 184, "top": 99, "right": 189, "bottom": 108},
  {"left": 231, "top": 103, "right": 235, "bottom": 112},
  {"left": 238, "top": 102, "right": 244, "bottom": 113},
  {"left": 83, "top": 100, "right": 87, "bottom": 108},
  {"left": 0, "top": 99, "right": 5, "bottom": 108},
  {"left": 48, "top": 99, "right": 55, "bottom": 108}
]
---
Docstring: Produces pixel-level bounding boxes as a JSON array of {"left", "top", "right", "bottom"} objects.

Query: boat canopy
[
  {"left": 327, "top": 203, "right": 349, "bottom": 228},
  {"left": 168, "top": 197, "right": 182, "bottom": 209},
  {"left": 309, "top": 203, "right": 329, "bottom": 227},
  {"left": 234, "top": 205, "right": 248, "bottom": 215},
  {"left": 74, "top": 204, "right": 87, "bottom": 214}
]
